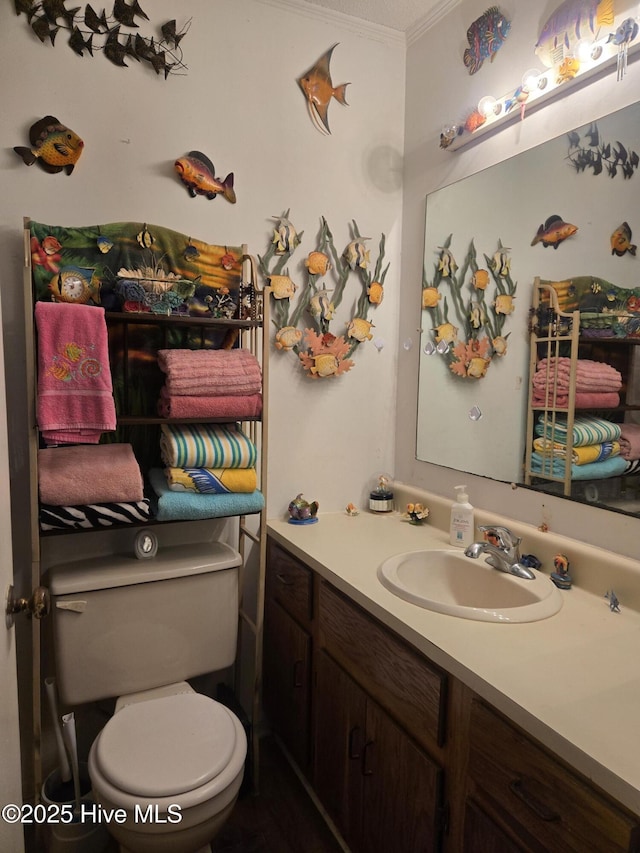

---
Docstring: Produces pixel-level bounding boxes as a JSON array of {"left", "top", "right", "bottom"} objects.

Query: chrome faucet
[{"left": 464, "top": 525, "right": 536, "bottom": 580}]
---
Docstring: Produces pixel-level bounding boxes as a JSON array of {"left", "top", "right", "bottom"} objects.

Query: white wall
[
  {"left": 0, "top": 0, "right": 405, "bottom": 573},
  {"left": 397, "top": 0, "right": 640, "bottom": 558}
]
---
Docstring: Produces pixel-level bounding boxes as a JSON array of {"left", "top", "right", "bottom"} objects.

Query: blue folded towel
[
  {"left": 530, "top": 452, "right": 628, "bottom": 481},
  {"left": 148, "top": 468, "right": 264, "bottom": 521}
]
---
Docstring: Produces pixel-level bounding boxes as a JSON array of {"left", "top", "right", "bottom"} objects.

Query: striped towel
[
  {"left": 535, "top": 415, "right": 621, "bottom": 447},
  {"left": 160, "top": 423, "right": 257, "bottom": 469}
]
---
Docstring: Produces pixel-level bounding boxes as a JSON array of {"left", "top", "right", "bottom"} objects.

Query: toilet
[{"left": 48, "top": 541, "right": 248, "bottom": 853}]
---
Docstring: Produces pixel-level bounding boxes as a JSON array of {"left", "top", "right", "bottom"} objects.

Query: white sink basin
[{"left": 378, "top": 549, "right": 563, "bottom": 623}]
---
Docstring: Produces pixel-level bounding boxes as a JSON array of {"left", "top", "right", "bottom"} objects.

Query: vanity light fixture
[{"left": 443, "top": 33, "right": 640, "bottom": 152}]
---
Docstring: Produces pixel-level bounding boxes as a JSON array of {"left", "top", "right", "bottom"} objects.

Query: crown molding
[
  {"left": 407, "top": 0, "right": 461, "bottom": 47},
  {"left": 254, "top": 0, "right": 406, "bottom": 46}
]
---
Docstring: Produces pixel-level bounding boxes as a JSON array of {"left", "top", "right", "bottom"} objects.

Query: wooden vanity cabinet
[
  {"left": 262, "top": 540, "right": 313, "bottom": 772},
  {"left": 461, "top": 698, "right": 640, "bottom": 853},
  {"left": 262, "top": 538, "right": 640, "bottom": 853},
  {"left": 315, "top": 582, "right": 447, "bottom": 853}
]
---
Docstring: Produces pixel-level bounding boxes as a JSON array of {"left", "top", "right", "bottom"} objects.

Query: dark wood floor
[{"left": 211, "top": 736, "right": 345, "bottom": 853}]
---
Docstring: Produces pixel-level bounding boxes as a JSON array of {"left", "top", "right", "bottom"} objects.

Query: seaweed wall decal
[{"left": 14, "top": 0, "right": 189, "bottom": 78}]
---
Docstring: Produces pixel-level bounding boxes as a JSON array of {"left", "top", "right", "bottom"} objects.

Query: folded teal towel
[
  {"left": 148, "top": 468, "right": 264, "bottom": 521},
  {"left": 530, "top": 452, "right": 628, "bottom": 481}
]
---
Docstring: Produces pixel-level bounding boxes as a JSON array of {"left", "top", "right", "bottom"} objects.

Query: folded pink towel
[
  {"left": 532, "top": 391, "right": 621, "bottom": 408},
  {"left": 619, "top": 423, "right": 640, "bottom": 460},
  {"left": 536, "top": 357, "right": 622, "bottom": 384},
  {"left": 158, "top": 348, "right": 262, "bottom": 397},
  {"left": 38, "top": 443, "right": 144, "bottom": 506},
  {"left": 157, "top": 388, "right": 263, "bottom": 419},
  {"left": 35, "top": 302, "right": 116, "bottom": 445}
]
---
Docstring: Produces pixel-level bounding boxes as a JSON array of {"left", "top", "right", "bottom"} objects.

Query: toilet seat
[{"left": 93, "top": 693, "right": 238, "bottom": 798}]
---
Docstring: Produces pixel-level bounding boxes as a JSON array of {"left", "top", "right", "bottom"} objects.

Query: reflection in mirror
[{"left": 417, "top": 100, "right": 640, "bottom": 515}]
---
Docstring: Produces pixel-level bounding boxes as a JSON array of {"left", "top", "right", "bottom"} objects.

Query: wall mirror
[{"left": 417, "top": 99, "right": 640, "bottom": 514}]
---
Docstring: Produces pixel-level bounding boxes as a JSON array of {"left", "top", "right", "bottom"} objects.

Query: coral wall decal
[
  {"left": 260, "top": 211, "right": 389, "bottom": 378},
  {"left": 422, "top": 234, "right": 516, "bottom": 379}
]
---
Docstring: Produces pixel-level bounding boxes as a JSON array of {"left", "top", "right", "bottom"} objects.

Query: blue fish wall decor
[{"left": 463, "top": 6, "right": 511, "bottom": 75}]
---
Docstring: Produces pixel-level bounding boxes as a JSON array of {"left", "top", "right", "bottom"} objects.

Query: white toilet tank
[{"left": 48, "top": 541, "right": 242, "bottom": 706}]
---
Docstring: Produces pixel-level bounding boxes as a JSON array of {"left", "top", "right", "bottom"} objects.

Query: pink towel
[
  {"left": 35, "top": 302, "right": 116, "bottom": 445},
  {"left": 157, "top": 388, "right": 262, "bottom": 419},
  {"left": 532, "top": 391, "right": 620, "bottom": 408},
  {"left": 619, "top": 423, "right": 640, "bottom": 460},
  {"left": 38, "top": 443, "right": 144, "bottom": 506},
  {"left": 536, "top": 357, "right": 622, "bottom": 384},
  {"left": 158, "top": 348, "right": 262, "bottom": 396}
]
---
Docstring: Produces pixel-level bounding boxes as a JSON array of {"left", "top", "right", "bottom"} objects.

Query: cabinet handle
[
  {"left": 276, "top": 572, "right": 295, "bottom": 586},
  {"left": 293, "top": 659, "right": 305, "bottom": 688},
  {"left": 509, "top": 777, "right": 560, "bottom": 822},
  {"left": 348, "top": 726, "right": 362, "bottom": 760},
  {"left": 362, "top": 739, "right": 375, "bottom": 776}
]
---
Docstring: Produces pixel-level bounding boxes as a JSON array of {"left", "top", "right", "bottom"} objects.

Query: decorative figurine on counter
[
  {"left": 14, "top": 116, "right": 84, "bottom": 175},
  {"left": 550, "top": 554, "right": 572, "bottom": 589},
  {"left": 605, "top": 589, "right": 621, "bottom": 612},
  {"left": 403, "top": 503, "right": 430, "bottom": 525},
  {"left": 288, "top": 493, "right": 319, "bottom": 524},
  {"left": 521, "top": 554, "right": 542, "bottom": 571},
  {"left": 345, "top": 503, "right": 359, "bottom": 516},
  {"left": 369, "top": 474, "right": 394, "bottom": 513},
  {"left": 174, "top": 151, "right": 236, "bottom": 203}
]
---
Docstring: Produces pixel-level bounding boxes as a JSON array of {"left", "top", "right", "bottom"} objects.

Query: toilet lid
[{"left": 94, "top": 693, "right": 238, "bottom": 798}]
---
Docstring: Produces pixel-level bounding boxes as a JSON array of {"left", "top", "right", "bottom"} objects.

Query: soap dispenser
[{"left": 449, "top": 485, "right": 474, "bottom": 548}]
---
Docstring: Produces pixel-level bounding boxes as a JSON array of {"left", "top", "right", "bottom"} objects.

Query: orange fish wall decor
[
  {"left": 14, "top": 116, "right": 84, "bottom": 175},
  {"left": 297, "top": 44, "right": 349, "bottom": 135},
  {"left": 174, "top": 151, "right": 236, "bottom": 203}
]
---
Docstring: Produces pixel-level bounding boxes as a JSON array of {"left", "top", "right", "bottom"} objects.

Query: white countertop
[{"left": 268, "top": 500, "right": 640, "bottom": 815}]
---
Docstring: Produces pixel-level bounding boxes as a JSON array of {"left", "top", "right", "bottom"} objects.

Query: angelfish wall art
[{"left": 297, "top": 44, "right": 350, "bottom": 135}]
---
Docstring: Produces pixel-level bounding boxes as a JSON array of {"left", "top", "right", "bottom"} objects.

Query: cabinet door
[
  {"left": 263, "top": 597, "right": 311, "bottom": 770},
  {"left": 362, "top": 698, "right": 444, "bottom": 853},
  {"left": 314, "top": 650, "right": 366, "bottom": 850},
  {"left": 463, "top": 800, "right": 526, "bottom": 853}
]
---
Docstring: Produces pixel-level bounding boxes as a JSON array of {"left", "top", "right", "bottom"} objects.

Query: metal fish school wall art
[
  {"left": 15, "top": 1, "right": 190, "bottom": 78},
  {"left": 535, "top": 0, "right": 615, "bottom": 68},
  {"left": 463, "top": 6, "right": 511, "bottom": 75},
  {"left": 567, "top": 122, "right": 640, "bottom": 179},
  {"left": 297, "top": 44, "right": 350, "bottom": 135},
  {"left": 531, "top": 215, "right": 578, "bottom": 249},
  {"left": 174, "top": 152, "right": 236, "bottom": 204},
  {"left": 13, "top": 116, "right": 84, "bottom": 175}
]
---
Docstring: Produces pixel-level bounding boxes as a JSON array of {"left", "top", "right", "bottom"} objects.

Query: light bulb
[
  {"left": 478, "top": 95, "right": 498, "bottom": 118},
  {"left": 522, "top": 68, "right": 541, "bottom": 90},
  {"left": 575, "top": 38, "right": 595, "bottom": 62}
]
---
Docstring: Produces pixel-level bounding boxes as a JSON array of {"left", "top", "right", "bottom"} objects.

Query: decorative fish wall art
[
  {"left": 174, "top": 152, "right": 236, "bottom": 204},
  {"left": 611, "top": 222, "right": 637, "bottom": 257},
  {"left": 15, "top": 1, "right": 189, "bottom": 78},
  {"left": 463, "top": 6, "right": 511, "bottom": 75},
  {"left": 13, "top": 116, "right": 84, "bottom": 175},
  {"left": 531, "top": 215, "right": 578, "bottom": 249},
  {"left": 567, "top": 122, "right": 639, "bottom": 179},
  {"left": 297, "top": 44, "right": 349, "bottom": 135},
  {"left": 535, "top": 0, "right": 615, "bottom": 68}
]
